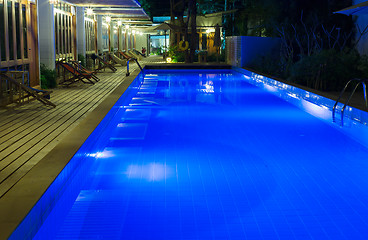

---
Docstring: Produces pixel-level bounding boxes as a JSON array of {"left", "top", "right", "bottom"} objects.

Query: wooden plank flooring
[{"left": 0, "top": 56, "right": 164, "bottom": 198}]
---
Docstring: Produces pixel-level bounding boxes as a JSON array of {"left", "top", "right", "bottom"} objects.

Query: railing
[
  {"left": 332, "top": 78, "right": 368, "bottom": 126},
  {"left": 0, "top": 72, "right": 56, "bottom": 108}
]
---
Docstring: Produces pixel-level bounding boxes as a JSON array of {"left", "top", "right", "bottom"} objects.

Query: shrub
[
  {"left": 288, "top": 49, "right": 361, "bottom": 91},
  {"left": 40, "top": 64, "right": 57, "bottom": 89},
  {"left": 247, "top": 52, "right": 284, "bottom": 78},
  {"left": 206, "top": 52, "right": 225, "bottom": 62},
  {"left": 168, "top": 45, "right": 185, "bottom": 62},
  {"left": 78, "top": 54, "right": 86, "bottom": 67}
]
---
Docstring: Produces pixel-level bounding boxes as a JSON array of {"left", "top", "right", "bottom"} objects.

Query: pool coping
[{"left": 0, "top": 69, "right": 142, "bottom": 240}]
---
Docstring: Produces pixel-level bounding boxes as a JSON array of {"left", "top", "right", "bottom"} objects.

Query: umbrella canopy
[
  {"left": 334, "top": 1, "right": 368, "bottom": 16},
  {"left": 153, "top": 22, "right": 182, "bottom": 31},
  {"left": 213, "top": 24, "right": 221, "bottom": 47}
]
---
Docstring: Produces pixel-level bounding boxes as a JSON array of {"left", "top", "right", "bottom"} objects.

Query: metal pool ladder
[{"left": 332, "top": 78, "right": 368, "bottom": 126}]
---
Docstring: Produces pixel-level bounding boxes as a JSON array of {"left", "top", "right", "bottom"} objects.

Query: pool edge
[{"left": 0, "top": 69, "right": 142, "bottom": 240}]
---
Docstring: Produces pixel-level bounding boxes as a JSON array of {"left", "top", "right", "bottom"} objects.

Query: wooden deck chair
[
  {"left": 56, "top": 61, "right": 96, "bottom": 85},
  {"left": 106, "top": 53, "right": 119, "bottom": 66},
  {"left": 91, "top": 54, "right": 117, "bottom": 73},
  {"left": 69, "top": 61, "right": 100, "bottom": 82},
  {"left": 128, "top": 50, "right": 143, "bottom": 60},
  {"left": 117, "top": 51, "right": 142, "bottom": 70},
  {"left": 132, "top": 49, "right": 146, "bottom": 58},
  {"left": 118, "top": 51, "right": 135, "bottom": 61},
  {"left": 109, "top": 53, "right": 127, "bottom": 66},
  {"left": 0, "top": 73, "right": 56, "bottom": 107}
]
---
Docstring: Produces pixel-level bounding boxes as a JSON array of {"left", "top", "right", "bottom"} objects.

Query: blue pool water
[{"left": 20, "top": 69, "right": 368, "bottom": 239}]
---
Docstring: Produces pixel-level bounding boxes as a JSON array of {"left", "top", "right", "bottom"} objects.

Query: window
[
  {"left": 54, "top": 6, "right": 73, "bottom": 58},
  {"left": 22, "top": 4, "right": 27, "bottom": 58},
  {"left": 202, "top": 33, "right": 207, "bottom": 50},
  {"left": 0, "top": 0, "right": 5, "bottom": 61},
  {"left": 1, "top": 0, "right": 28, "bottom": 63},
  {"left": 85, "top": 18, "right": 95, "bottom": 53},
  {"left": 102, "top": 23, "right": 108, "bottom": 50},
  {"left": 15, "top": 2, "right": 20, "bottom": 59},
  {"left": 8, "top": 0, "right": 14, "bottom": 60}
]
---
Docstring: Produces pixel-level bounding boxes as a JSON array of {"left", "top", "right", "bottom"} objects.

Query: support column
[
  {"left": 76, "top": 7, "right": 85, "bottom": 58},
  {"left": 109, "top": 21, "right": 114, "bottom": 51},
  {"left": 37, "top": 0, "right": 55, "bottom": 70},
  {"left": 96, "top": 15, "right": 103, "bottom": 54},
  {"left": 118, "top": 26, "right": 122, "bottom": 50},
  {"left": 125, "top": 31, "right": 128, "bottom": 51}
]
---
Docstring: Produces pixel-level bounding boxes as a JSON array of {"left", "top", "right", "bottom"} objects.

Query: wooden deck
[{"left": 0, "top": 56, "right": 164, "bottom": 198}]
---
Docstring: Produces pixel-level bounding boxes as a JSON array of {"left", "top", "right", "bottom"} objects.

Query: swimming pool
[{"left": 11, "top": 68, "right": 368, "bottom": 239}]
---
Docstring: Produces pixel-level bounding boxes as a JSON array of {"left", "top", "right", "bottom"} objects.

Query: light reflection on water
[{"left": 125, "top": 163, "right": 172, "bottom": 181}]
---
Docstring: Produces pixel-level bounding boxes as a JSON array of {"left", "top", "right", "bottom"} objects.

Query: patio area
[{"left": 0, "top": 56, "right": 164, "bottom": 199}]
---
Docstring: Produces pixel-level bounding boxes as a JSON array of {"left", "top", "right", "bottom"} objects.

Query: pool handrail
[{"left": 333, "top": 78, "right": 368, "bottom": 126}]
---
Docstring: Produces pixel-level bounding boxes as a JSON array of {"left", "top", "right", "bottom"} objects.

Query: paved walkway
[{"left": 0, "top": 56, "right": 164, "bottom": 198}]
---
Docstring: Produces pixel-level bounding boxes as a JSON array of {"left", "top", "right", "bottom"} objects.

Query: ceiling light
[{"left": 86, "top": 8, "right": 93, "bottom": 15}]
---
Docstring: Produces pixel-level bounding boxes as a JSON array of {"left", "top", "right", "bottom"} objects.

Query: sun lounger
[
  {"left": 0, "top": 73, "right": 56, "bottom": 107},
  {"left": 128, "top": 50, "right": 143, "bottom": 60},
  {"left": 69, "top": 61, "right": 100, "bottom": 82},
  {"left": 108, "top": 53, "right": 127, "bottom": 66},
  {"left": 118, "top": 51, "right": 136, "bottom": 61},
  {"left": 132, "top": 49, "right": 146, "bottom": 58},
  {"left": 56, "top": 61, "right": 96, "bottom": 85},
  {"left": 91, "top": 54, "right": 117, "bottom": 73}
]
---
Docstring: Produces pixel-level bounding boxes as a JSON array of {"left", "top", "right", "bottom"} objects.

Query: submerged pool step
[
  {"left": 121, "top": 108, "right": 152, "bottom": 122},
  {"left": 109, "top": 123, "right": 148, "bottom": 141}
]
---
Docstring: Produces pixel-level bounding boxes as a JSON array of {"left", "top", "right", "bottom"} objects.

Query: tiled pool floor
[{"left": 33, "top": 70, "right": 368, "bottom": 239}]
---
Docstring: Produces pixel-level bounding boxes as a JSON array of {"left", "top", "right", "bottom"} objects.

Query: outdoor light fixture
[
  {"left": 49, "top": 0, "right": 59, "bottom": 5},
  {"left": 86, "top": 8, "right": 93, "bottom": 15},
  {"left": 106, "top": 16, "right": 111, "bottom": 23},
  {"left": 166, "top": 57, "right": 172, "bottom": 63}
]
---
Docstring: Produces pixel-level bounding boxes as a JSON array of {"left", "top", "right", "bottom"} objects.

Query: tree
[{"left": 170, "top": 0, "right": 198, "bottom": 63}]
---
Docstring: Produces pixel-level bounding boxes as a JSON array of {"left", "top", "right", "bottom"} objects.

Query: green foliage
[
  {"left": 40, "top": 64, "right": 57, "bottom": 89},
  {"left": 172, "top": 52, "right": 186, "bottom": 63},
  {"left": 288, "top": 49, "right": 362, "bottom": 91},
  {"left": 207, "top": 52, "right": 225, "bottom": 62},
  {"left": 138, "top": 0, "right": 152, "bottom": 17},
  {"left": 154, "top": 47, "right": 163, "bottom": 55},
  {"left": 197, "top": 0, "right": 224, "bottom": 15},
  {"left": 77, "top": 54, "right": 86, "bottom": 67},
  {"left": 167, "top": 45, "right": 185, "bottom": 62},
  {"left": 248, "top": 53, "right": 284, "bottom": 78},
  {"left": 357, "top": 55, "right": 368, "bottom": 79}
]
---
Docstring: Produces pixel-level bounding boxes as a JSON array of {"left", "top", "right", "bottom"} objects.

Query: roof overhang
[
  {"left": 64, "top": 0, "right": 150, "bottom": 21},
  {"left": 334, "top": 1, "right": 368, "bottom": 16},
  {"left": 65, "top": 0, "right": 141, "bottom": 8},
  {"left": 93, "top": 8, "right": 150, "bottom": 20}
]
